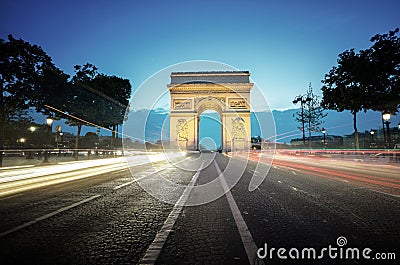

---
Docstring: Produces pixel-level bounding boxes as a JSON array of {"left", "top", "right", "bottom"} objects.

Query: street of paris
[{"left": 1, "top": 1, "right": 399, "bottom": 264}]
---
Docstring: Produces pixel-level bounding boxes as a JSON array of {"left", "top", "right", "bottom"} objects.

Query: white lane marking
[
  {"left": 0, "top": 194, "right": 101, "bottom": 237},
  {"left": 0, "top": 160, "right": 179, "bottom": 237},
  {"left": 139, "top": 161, "right": 205, "bottom": 265},
  {"left": 275, "top": 164, "right": 400, "bottom": 199},
  {"left": 113, "top": 180, "right": 136, "bottom": 190},
  {"left": 214, "top": 160, "right": 265, "bottom": 265},
  {"left": 0, "top": 193, "right": 25, "bottom": 201},
  {"left": 113, "top": 159, "right": 189, "bottom": 191},
  {"left": 366, "top": 188, "right": 400, "bottom": 198},
  {"left": 292, "top": 171, "right": 297, "bottom": 175}
]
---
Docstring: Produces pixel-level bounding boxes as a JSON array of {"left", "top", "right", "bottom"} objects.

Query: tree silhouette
[
  {"left": 69, "top": 63, "right": 99, "bottom": 158},
  {"left": 91, "top": 74, "right": 132, "bottom": 148},
  {"left": 366, "top": 28, "right": 400, "bottom": 115},
  {"left": 67, "top": 64, "right": 132, "bottom": 154},
  {"left": 321, "top": 49, "right": 371, "bottom": 149},
  {"left": 0, "top": 35, "right": 57, "bottom": 166}
]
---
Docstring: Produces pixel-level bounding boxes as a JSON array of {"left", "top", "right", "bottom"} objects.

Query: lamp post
[
  {"left": 293, "top": 95, "right": 311, "bottom": 146},
  {"left": 382, "top": 113, "right": 391, "bottom": 147},
  {"left": 43, "top": 118, "right": 54, "bottom": 163},
  {"left": 26, "top": 126, "right": 36, "bottom": 159},
  {"left": 321, "top": 128, "right": 326, "bottom": 148},
  {"left": 370, "top": 129, "right": 375, "bottom": 141},
  {"left": 17, "top": 138, "right": 26, "bottom": 150}
]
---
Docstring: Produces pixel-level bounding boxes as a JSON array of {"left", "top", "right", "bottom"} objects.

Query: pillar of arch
[{"left": 169, "top": 71, "right": 253, "bottom": 151}]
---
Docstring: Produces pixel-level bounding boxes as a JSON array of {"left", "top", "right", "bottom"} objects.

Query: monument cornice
[{"left": 168, "top": 83, "right": 253, "bottom": 92}]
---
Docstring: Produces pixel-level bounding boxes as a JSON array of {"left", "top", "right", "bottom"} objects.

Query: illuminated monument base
[{"left": 169, "top": 71, "right": 253, "bottom": 151}]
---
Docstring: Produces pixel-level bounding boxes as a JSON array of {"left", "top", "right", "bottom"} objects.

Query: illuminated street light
[
  {"left": 46, "top": 118, "right": 54, "bottom": 126},
  {"left": 17, "top": 138, "right": 26, "bottom": 151},
  {"left": 382, "top": 113, "right": 391, "bottom": 122},
  {"left": 321, "top": 128, "right": 326, "bottom": 147},
  {"left": 382, "top": 112, "right": 391, "bottom": 147},
  {"left": 43, "top": 117, "right": 54, "bottom": 163},
  {"left": 370, "top": 129, "right": 375, "bottom": 141},
  {"left": 27, "top": 127, "right": 36, "bottom": 159}
]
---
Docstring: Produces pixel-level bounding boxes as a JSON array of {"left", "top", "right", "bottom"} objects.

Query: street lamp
[
  {"left": 43, "top": 117, "right": 54, "bottom": 163},
  {"left": 293, "top": 95, "right": 312, "bottom": 146},
  {"left": 27, "top": 126, "right": 36, "bottom": 159},
  {"left": 46, "top": 118, "right": 54, "bottom": 126},
  {"left": 17, "top": 138, "right": 26, "bottom": 150},
  {"left": 370, "top": 129, "right": 375, "bottom": 141},
  {"left": 382, "top": 112, "right": 391, "bottom": 147},
  {"left": 321, "top": 128, "right": 326, "bottom": 147}
]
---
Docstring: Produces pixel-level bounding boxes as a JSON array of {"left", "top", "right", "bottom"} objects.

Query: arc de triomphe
[{"left": 169, "top": 71, "right": 253, "bottom": 151}]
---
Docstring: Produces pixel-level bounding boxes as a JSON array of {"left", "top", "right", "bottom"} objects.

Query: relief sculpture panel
[{"left": 174, "top": 99, "right": 192, "bottom": 110}]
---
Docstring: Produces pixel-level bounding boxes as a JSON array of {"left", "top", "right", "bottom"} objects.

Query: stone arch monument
[{"left": 169, "top": 71, "right": 253, "bottom": 151}]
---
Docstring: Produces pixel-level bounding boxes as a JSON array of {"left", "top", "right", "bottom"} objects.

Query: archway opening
[{"left": 198, "top": 110, "right": 221, "bottom": 151}]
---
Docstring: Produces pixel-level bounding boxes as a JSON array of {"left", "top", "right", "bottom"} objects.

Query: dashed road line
[
  {"left": 214, "top": 160, "right": 265, "bottom": 265},
  {"left": 113, "top": 180, "right": 137, "bottom": 190},
  {"left": 139, "top": 161, "right": 205, "bottom": 265},
  {"left": 0, "top": 192, "right": 25, "bottom": 201},
  {"left": 0, "top": 194, "right": 101, "bottom": 237},
  {"left": 0, "top": 159, "right": 186, "bottom": 238}
]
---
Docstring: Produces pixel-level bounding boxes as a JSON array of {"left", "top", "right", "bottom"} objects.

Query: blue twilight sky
[{"left": 1, "top": 0, "right": 399, "bottom": 110}]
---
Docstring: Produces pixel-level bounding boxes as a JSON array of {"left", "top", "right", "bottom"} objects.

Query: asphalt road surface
[{"left": 0, "top": 153, "right": 398, "bottom": 264}]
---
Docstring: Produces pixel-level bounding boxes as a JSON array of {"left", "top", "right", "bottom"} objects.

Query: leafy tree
[
  {"left": 91, "top": 74, "right": 131, "bottom": 147},
  {"left": 0, "top": 35, "right": 56, "bottom": 166},
  {"left": 321, "top": 49, "right": 371, "bottom": 149},
  {"left": 68, "top": 64, "right": 132, "bottom": 155},
  {"left": 33, "top": 64, "right": 70, "bottom": 118},
  {"left": 365, "top": 28, "right": 400, "bottom": 115},
  {"left": 68, "top": 63, "right": 99, "bottom": 158}
]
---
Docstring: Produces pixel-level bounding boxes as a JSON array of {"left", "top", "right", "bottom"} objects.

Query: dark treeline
[
  {"left": 321, "top": 28, "right": 400, "bottom": 149},
  {"left": 0, "top": 35, "right": 132, "bottom": 166}
]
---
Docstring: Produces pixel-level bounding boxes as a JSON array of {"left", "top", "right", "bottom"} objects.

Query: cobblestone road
[{"left": 0, "top": 153, "right": 398, "bottom": 264}]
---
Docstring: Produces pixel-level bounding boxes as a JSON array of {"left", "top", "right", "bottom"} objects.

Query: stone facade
[{"left": 169, "top": 71, "right": 253, "bottom": 151}]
